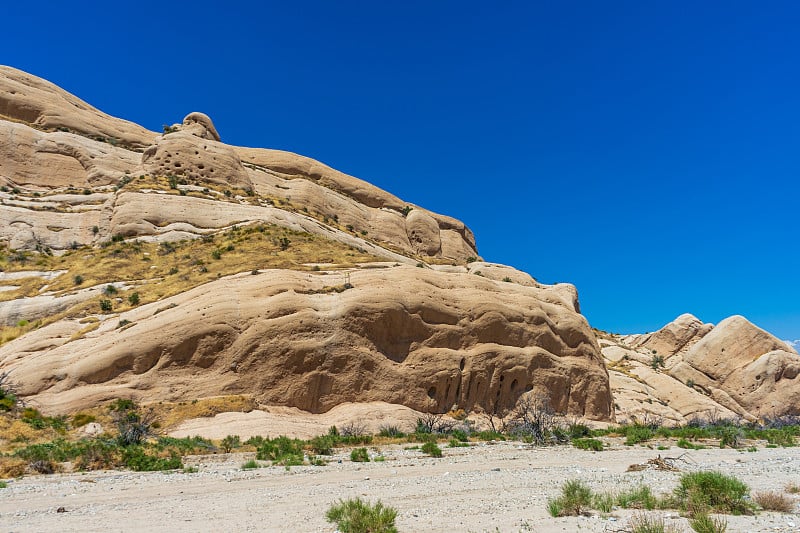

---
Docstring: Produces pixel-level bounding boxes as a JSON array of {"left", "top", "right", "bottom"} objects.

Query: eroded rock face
[
  {"left": 624, "top": 313, "right": 713, "bottom": 359},
  {"left": 1, "top": 267, "right": 613, "bottom": 420},
  {"left": 670, "top": 316, "right": 800, "bottom": 417},
  {"left": 0, "top": 65, "right": 156, "bottom": 148}
]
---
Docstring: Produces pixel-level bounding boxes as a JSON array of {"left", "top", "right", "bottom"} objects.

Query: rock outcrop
[
  {"left": 1, "top": 267, "right": 613, "bottom": 419},
  {"left": 603, "top": 314, "right": 800, "bottom": 423},
  {"left": 0, "top": 66, "right": 612, "bottom": 421}
]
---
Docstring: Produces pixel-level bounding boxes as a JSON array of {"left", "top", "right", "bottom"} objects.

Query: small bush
[
  {"left": 547, "top": 479, "right": 593, "bottom": 516},
  {"left": 625, "top": 425, "right": 655, "bottom": 445},
  {"left": 448, "top": 438, "right": 469, "bottom": 448},
  {"left": 350, "top": 447, "right": 370, "bottom": 462},
  {"left": 326, "top": 497, "right": 398, "bottom": 533},
  {"left": 378, "top": 425, "right": 405, "bottom": 438},
  {"left": 73, "top": 274, "right": 83, "bottom": 285},
  {"left": 593, "top": 491, "right": 615, "bottom": 513},
  {"left": 689, "top": 513, "right": 728, "bottom": 533},
  {"left": 71, "top": 413, "right": 96, "bottom": 427},
  {"left": 629, "top": 512, "right": 680, "bottom": 533},
  {"left": 122, "top": 446, "right": 182, "bottom": 471},
  {"left": 753, "top": 491, "right": 794, "bottom": 512},
  {"left": 718, "top": 426, "right": 743, "bottom": 448},
  {"left": 675, "top": 471, "right": 752, "bottom": 515},
  {"left": 128, "top": 292, "right": 140, "bottom": 305},
  {"left": 310, "top": 435, "right": 337, "bottom": 455},
  {"left": 100, "top": 299, "right": 113, "bottom": 312},
  {"left": 257, "top": 436, "right": 304, "bottom": 466},
  {"left": 677, "top": 438, "right": 704, "bottom": 450},
  {"left": 420, "top": 441, "right": 442, "bottom": 458},
  {"left": 616, "top": 485, "right": 658, "bottom": 510},
  {"left": 220, "top": 435, "right": 241, "bottom": 453},
  {"left": 241, "top": 459, "right": 260, "bottom": 470},
  {"left": 572, "top": 438, "right": 603, "bottom": 451}
]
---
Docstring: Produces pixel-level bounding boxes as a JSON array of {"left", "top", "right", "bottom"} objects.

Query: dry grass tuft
[
  {"left": 754, "top": 491, "right": 794, "bottom": 513},
  {"left": 151, "top": 395, "right": 258, "bottom": 429},
  {"left": 0, "top": 456, "right": 27, "bottom": 478},
  {"left": 785, "top": 482, "right": 800, "bottom": 494}
]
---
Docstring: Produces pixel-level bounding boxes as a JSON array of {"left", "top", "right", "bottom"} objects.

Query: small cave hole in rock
[
  {"left": 459, "top": 358, "right": 466, "bottom": 371},
  {"left": 427, "top": 386, "right": 437, "bottom": 399},
  {"left": 525, "top": 383, "right": 533, "bottom": 392}
]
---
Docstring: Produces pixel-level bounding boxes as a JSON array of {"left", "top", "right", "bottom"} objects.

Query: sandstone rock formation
[
  {"left": 0, "top": 66, "right": 612, "bottom": 421},
  {"left": 603, "top": 314, "right": 800, "bottom": 423},
  {"left": 1, "top": 267, "right": 613, "bottom": 419}
]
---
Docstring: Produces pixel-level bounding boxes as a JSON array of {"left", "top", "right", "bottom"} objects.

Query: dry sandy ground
[{"left": 2, "top": 442, "right": 799, "bottom": 532}]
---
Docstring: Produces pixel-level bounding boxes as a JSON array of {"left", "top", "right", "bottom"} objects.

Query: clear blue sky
[{"left": 3, "top": 2, "right": 799, "bottom": 342}]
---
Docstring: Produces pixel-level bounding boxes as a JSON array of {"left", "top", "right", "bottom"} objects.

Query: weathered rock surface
[
  {"left": 1, "top": 267, "right": 613, "bottom": 420},
  {"left": 603, "top": 314, "right": 800, "bottom": 423},
  {"left": 670, "top": 315, "right": 799, "bottom": 417},
  {"left": 0, "top": 65, "right": 156, "bottom": 148}
]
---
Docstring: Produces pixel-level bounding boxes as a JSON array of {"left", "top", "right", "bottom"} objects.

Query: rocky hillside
[
  {"left": 0, "top": 66, "right": 613, "bottom": 420},
  {"left": 601, "top": 314, "right": 799, "bottom": 424}
]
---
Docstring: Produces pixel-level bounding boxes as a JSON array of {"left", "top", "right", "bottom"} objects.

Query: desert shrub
[
  {"left": 568, "top": 422, "right": 591, "bottom": 439},
  {"left": 128, "top": 292, "right": 140, "bottom": 305},
  {"left": 448, "top": 438, "right": 469, "bottom": 448},
  {"left": 100, "top": 299, "right": 113, "bottom": 312},
  {"left": 572, "top": 438, "right": 603, "bottom": 451},
  {"left": 450, "top": 429, "right": 469, "bottom": 442},
  {"left": 717, "top": 426, "right": 743, "bottom": 448},
  {"left": 593, "top": 491, "right": 615, "bottom": 513},
  {"left": 154, "top": 436, "right": 215, "bottom": 454},
  {"left": 505, "top": 393, "right": 567, "bottom": 445},
  {"left": 616, "top": 485, "right": 658, "bottom": 510},
  {"left": 689, "top": 513, "right": 728, "bottom": 533},
  {"left": 220, "top": 435, "right": 241, "bottom": 453},
  {"left": 650, "top": 355, "right": 665, "bottom": 370},
  {"left": 675, "top": 471, "right": 752, "bottom": 515},
  {"left": 350, "top": 447, "right": 370, "bottom": 462},
  {"left": 625, "top": 425, "right": 655, "bottom": 445},
  {"left": 547, "top": 479, "right": 593, "bottom": 516},
  {"left": 629, "top": 512, "right": 680, "bottom": 533},
  {"left": 115, "top": 409, "right": 151, "bottom": 446},
  {"left": 0, "top": 481, "right": 7, "bottom": 488},
  {"left": 677, "top": 438, "right": 704, "bottom": 450},
  {"left": 73, "top": 274, "right": 83, "bottom": 285},
  {"left": 420, "top": 441, "right": 442, "bottom": 458},
  {"left": 378, "top": 425, "right": 405, "bottom": 438},
  {"left": 310, "top": 435, "right": 337, "bottom": 455},
  {"left": 256, "top": 436, "right": 304, "bottom": 465},
  {"left": 325, "top": 497, "right": 398, "bottom": 533},
  {"left": 474, "top": 430, "right": 505, "bottom": 441},
  {"left": 753, "top": 491, "right": 794, "bottom": 512},
  {"left": 415, "top": 413, "right": 454, "bottom": 434},
  {"left": 122, "top": 446, "right": 181, "bottom": 471},
  {"left": 785, "top": 482, "right": 800, "bottom": 494},
  {"left": 241, "top": 459, "right": 260, "bottom": 470}
]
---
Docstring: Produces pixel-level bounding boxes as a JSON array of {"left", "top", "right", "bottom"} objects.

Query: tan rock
[
  {"left": 0, "top": 65, "right": 156, "bottom": 148},
  {"left": 1, "top": 267, "right": 613, "bottom": 420},
  {"left": 671, "top": 315, "right": 800, "bottom": 417},
  {"left": 623, "top": 313, "right": 713, "bottom": 359}
]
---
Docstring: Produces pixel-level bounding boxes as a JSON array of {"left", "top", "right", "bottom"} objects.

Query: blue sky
[{"left": 3, "top": 2, "right": 799, "bottom": 340}]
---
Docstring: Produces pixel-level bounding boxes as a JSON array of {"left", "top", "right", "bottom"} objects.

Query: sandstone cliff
[{"left": 0, "top": 66, "right": 613, "bottom": 420}]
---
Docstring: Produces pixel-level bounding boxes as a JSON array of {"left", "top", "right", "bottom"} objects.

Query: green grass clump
[
  {"left": 420, "top": 441, "right": 443, "bottom": 458},
  {"left": 448, "top": 438, "right": 469, "bottom": 448},
  {"left": 241, "top": 459, "right": 260, "bottom": 470},
  {"left": 677, "top": 438, "right": 704, "bottom": 450},
  {"left": 592, "top": 491, "right": 615, "bottom": 513},
  {"left": 629, "top": 512, "right": 681, "bottom": 533},
  {"left": 350, "top": 447, "right": 370, "bottom": 462},
  {"left": 256, "top": 436, "right": 304, "bottom": 466},
  {"left": 326, "top": 497, "right": 398, "bottom": 533},
  {"left": 616, "top": 485, "right": 658, "bottom": 510},
  {"left": 675, "top": 471, "right": 753, "bottom": 516},
  {"left": 572, "top": 437, "right": 603, "bottom": 451},
  {"left": 547, "top": 479, "right": 593, "bottom": 516},
  {"left": 689, "top": 513, "right": 728, "bottom": 533},
  {"left": 625, "top": 425, "right": 655, "bottom": 445},
  {"left": 0, "top": 481, "right": 7, "bottom": 488}
]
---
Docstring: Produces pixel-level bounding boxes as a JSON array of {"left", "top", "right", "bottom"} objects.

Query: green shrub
[
  {"left": 73, "top": 274, "right": 83, "bottom": 285},
  {"left": 350, "top": 447, "right": 370, "bottom": 462},
  {"left": 326, "top": 497, "right": 398, "bottom": 533},
  {"left": 547, "top": 479, "right": 593, "bottom": 516},
  {"left": 572, "top": 438, "right": 603, "bottom": 451},
  {"left": 450, "top": 429, "right": 469, "bottom": 442},
  {"left": 122, "top": 446, "right": 182, "bottom": 471},
  {"left": 220, "top": 435, "right": 241, "bottom": 453},
  {"left": 241, "top": 459, "right": 260, "bottom": 470},
  {"left": 420, "top": 441, "right": 442, "bottom": 458},
  {"left": 689, "top": 513, "right": 728, "bottom": 533},
  {"left": 0, "top": 481, "right": 7, "bottom": 488},
  {"left": 100, "top": 299, "right": 113, "bottom": 312},
  {"left": 128, "top": 292, "right": 140, "bottom": 305},
  {"left": 378, "top": 425, "right": 405, "bottom": 438},
  {"left": 311, "top": 435, "right": 337, "bottom": 455},
  {"left": 677, "top": 438, "right": 704, "bottom": 450},
  {"left": 256, "top": 436, "right": 304, "bottom": 466},
  {"left": 629, "top": 512, "right": 680, "bottom": 533},
  {"left": 625, "top": 425, "right": 655, "bottom": 445},
  {"left": 448, "top": 438, "right": 469, "bottom": 448},
  {"left": 616, "top": 485, "right": 658, "bottom": 510},
  {"left": 593, "top": 491, "right": 615, "bottom": 513},
  {"left": 718, "top": 426, "right": 743, "bottom": 448},
  {"left": 675, "top": 471, "right": 752, "bottom": 515}
]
